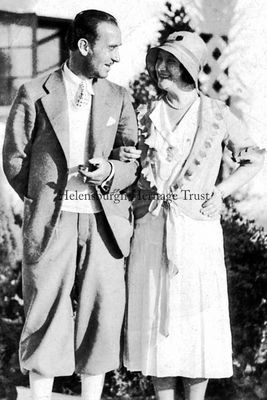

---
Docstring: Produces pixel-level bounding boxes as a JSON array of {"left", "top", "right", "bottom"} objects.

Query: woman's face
[{"left": 155, "top": 49, "right": 184, "bottom": 92}]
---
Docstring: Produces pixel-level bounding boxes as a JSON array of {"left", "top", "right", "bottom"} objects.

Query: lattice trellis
[
  {"left": 158, "top": 3, "right": 231, "bottom": 104},
  {"left": 199, "top": 33, "right": 230, "bottom": 104}
]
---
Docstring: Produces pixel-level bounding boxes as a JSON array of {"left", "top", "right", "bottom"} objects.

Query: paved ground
[{"left": 17, "top": 387, "right": 81, "bottom": 400}]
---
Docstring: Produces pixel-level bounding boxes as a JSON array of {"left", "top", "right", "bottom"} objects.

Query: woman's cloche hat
[{"left": 146, "top": 31, "right": 207, "bottom": 87}]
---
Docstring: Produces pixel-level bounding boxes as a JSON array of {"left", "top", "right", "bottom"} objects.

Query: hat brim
[{"left": 146, "top": 44, "right": 199, "bottom": 86}]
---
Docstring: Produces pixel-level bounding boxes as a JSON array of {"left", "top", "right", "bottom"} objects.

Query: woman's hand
[
  {"left": 111, "top": 146, "right": 141, "bottom": 162},
  {"left": 201, "top": 187, "right": 223, "bottom": 218}
]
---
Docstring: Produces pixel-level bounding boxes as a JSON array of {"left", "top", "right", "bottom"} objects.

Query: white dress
[{"left": 124, "top": 98, "right": 233, "bottom": 378}]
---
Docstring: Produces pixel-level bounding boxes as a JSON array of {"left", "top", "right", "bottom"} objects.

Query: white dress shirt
[{"left": 61, "top": 62, "right": 102, "bottom": 213}]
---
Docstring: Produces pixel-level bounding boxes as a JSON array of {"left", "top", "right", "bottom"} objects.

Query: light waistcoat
[{"left": 62, "top": 63, "right": 102, "bottom": 213}]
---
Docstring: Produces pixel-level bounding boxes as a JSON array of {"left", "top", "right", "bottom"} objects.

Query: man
[{"left": 3, "top": 10, "right": 137, "bottom": 400}]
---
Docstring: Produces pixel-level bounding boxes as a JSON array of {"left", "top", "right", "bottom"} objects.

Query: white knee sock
[
  {"left": 81, "top": 373, "right": 105, "bottom": 400},
  {"left": 29, "top": 372, "right": 54, "bottom": 400}
]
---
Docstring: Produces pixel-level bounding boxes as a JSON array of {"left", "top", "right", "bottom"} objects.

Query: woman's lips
[{"left": 158, "top": 74, "right": 170, "bottom": 79}]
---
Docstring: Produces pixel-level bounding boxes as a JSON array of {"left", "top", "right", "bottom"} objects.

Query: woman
[{"left": 116, "top": 31, "right": 265, "bottom": 399}]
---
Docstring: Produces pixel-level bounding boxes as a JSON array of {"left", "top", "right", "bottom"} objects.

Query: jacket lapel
[
  {"left": 89, "top": 79, "right": 113, "bottom": 158},
  {"left": 41, "top": 69, "right": 70, "bottom": 165}
]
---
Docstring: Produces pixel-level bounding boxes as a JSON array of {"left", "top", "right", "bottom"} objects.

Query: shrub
[{"left": 0, "top": 191, "right": 25, "bottom": 398}]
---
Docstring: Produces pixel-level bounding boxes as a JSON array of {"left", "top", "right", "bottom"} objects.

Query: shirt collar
[{"left": 63, "top": 62, "right": 94, "bottom": 95}]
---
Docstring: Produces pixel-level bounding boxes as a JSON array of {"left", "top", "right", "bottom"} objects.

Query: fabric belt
[{"left": 148, "top": 198, "right": 185, "bottom": 337}]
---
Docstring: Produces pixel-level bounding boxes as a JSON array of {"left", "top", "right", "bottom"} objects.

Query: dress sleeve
[{"left": 222, "top": 105, "right": 265, "bottom": 165}]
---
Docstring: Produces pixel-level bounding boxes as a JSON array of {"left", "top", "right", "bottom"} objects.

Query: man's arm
[
  {"left": 2, "top": 85, "right": 35, "bottom": 201},
  {"left": 108, "top": 88, "right": 138, "bottom": 192}
]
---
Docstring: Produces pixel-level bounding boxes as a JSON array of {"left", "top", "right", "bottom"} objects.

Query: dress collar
[{"left": 149, "top": 96, "right": 199, "bottom": 136}]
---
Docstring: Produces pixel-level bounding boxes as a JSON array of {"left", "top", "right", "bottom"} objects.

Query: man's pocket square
[{"left": 106, "top": 117, "right": 116, "bottom": 126}]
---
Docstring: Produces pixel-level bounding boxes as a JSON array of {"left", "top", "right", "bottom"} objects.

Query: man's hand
[{"left": 79, "top": 158, "right": 112, "bottom": 186}]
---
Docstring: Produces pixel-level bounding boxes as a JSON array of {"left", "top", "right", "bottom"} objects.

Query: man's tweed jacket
[{"left": 3, "top": 68, "right": 138, "bottom": 264}]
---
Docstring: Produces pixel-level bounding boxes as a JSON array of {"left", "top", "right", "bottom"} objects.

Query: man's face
[{"left": 86, "top": 22, "right": 121, "bottom": 79}]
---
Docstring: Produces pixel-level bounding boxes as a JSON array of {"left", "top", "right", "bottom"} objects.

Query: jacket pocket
[{"left": 22, "top": 196, "right": 58, "bottom": 265}]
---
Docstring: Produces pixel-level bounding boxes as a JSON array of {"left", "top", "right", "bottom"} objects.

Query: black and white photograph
[{"left": 0, "top": 1, "right": 266, "bottom": 399}]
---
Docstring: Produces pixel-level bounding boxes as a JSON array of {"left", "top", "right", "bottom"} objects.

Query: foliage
[
  {"left": 130, "top": 72, "right": 157, "bottom": 109},
  {"left": 158, "top": 2, "right": 194, "bottom": 41},
  {"left": 104, "top": 369, "right": 154, "bottom": 398},
  {"left": 223, "top": 199, "right": 267, "bottom": 357},
  {"left": 0, "top": 192, "right": 25, "bottom": 398},
  {"left": 221, "top": 199, "right": 267, "bottom": 398}
]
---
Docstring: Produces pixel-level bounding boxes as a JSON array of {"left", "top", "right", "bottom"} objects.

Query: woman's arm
[
  {"left": 201, "top": 106, "right": 265, "bottom": 217},
  {"left": 110, "top": 146, "right": 141, "bottom": 161},
  {"left": 216, "top": 150, "right": 264, "bottom": 199},
  {"left": 110, "top": 102, "right": 151, "bottom": 162},
  {"left": 201, "top": 156, "right": 264, "bottom": 217}
]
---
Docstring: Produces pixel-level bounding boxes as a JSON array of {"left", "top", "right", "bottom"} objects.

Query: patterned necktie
[{"left": 74, "top": 81, "right": 90, "bottom": 108}]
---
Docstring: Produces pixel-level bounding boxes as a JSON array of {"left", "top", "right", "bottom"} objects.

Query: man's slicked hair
[{"left": 66, "top": 9, "right": 118, "bottom": 51}]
